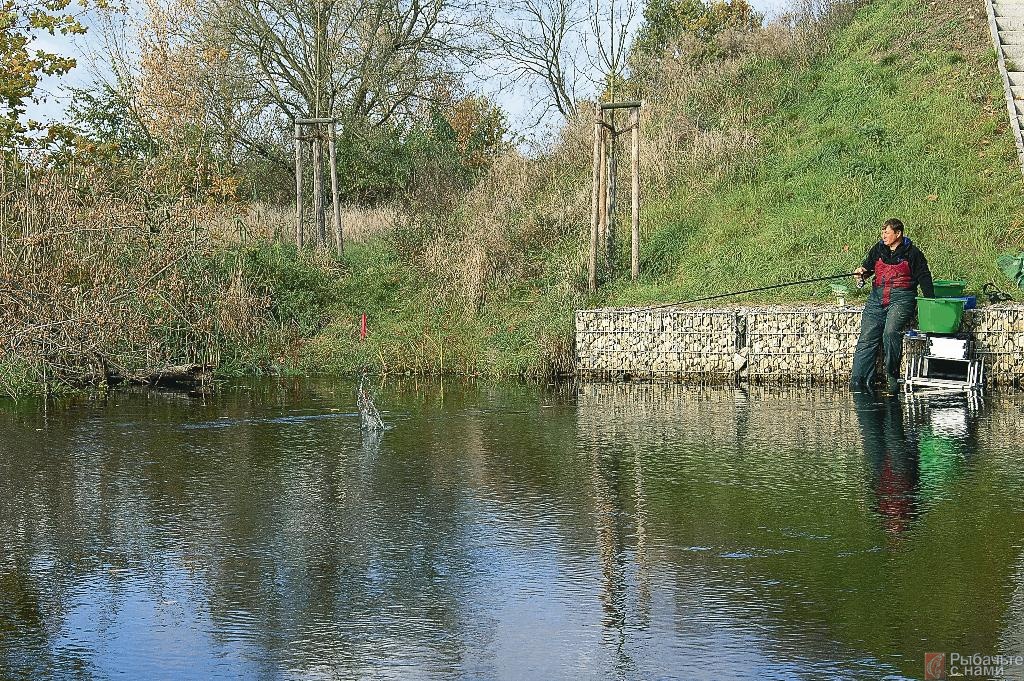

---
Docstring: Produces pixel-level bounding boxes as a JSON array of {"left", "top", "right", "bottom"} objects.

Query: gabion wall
[
  {"left": 575, "top": 307, "right": 738, "bottom": 378},
  {"left": 576, "top": 304, "right": 1024, "bottom": 386},
  {"left": 963, "top": 306, "right": 1024, "bottom": 383},
  {"left": 745, "top": 308, "right": 862, "bottom": 381}
]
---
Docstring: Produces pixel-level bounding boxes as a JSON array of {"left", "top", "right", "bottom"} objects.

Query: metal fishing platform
[{"left": 902, "top": 332, "right": 984, "bottom": 394}]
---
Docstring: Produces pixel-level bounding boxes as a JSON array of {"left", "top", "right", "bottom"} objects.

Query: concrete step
[
  {"left": 998, "top": 17, "right": 1024, "bottom": 30},
  {"left": 994, "top": 3, "right": 1024, "bottom": 17},
  {"left": 993, "top": 2, "right": 1024, "bottom": 178},
  {"left": 1002, "top": 29, "right": 1024, "bottom": 44},
  {"left": 1004, "top": 44, "right": 1024, "bottom": 64}
]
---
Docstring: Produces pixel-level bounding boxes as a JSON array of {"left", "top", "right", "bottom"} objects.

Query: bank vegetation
[{"left": 2, "top": 0, "right": 1023, "bottom": 397}]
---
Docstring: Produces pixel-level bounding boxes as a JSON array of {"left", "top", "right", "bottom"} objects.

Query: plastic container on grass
[
  {"left": 917, "top": 297, "right": 966, "bottom": 334},
  {"left": 932, "top": 280, "right": 967, "bottom": 298}
]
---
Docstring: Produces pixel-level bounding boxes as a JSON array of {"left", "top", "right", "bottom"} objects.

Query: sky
[{"left": 28, "top": 0, "right": 795, "bottom": 141}]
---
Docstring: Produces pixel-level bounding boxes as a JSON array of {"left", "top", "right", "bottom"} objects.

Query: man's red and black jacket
[{"left": 862, "top": 236, "right": 935, "bottom": 303}]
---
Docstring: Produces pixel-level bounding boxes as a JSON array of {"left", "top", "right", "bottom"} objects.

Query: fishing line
[{"left": 632, "top": 272, "right": 861, "bottom": 312}]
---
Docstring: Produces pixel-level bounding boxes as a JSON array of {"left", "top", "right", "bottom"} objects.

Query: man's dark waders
[{"left": 851, "top": 287, "right": 916, "bottom": 388}]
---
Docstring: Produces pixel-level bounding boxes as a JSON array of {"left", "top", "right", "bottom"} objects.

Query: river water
[{"left": 2, "top": 379, "right": 1023, "bottom": 680}]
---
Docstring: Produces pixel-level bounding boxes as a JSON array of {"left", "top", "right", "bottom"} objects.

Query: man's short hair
[{"left": 883, "top": 218, "right": 904, "bottom": 234}]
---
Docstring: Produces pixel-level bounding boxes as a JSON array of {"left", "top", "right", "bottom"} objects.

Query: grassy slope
[
  {"left": 301, "top": 0, "right": 1024, "bottom": 378},
  {"left": 611, "top": 0, "right": 1024, "bottom": 306},
  {"left": 299, "top": 238, "right": 579, "bottom": 377}
]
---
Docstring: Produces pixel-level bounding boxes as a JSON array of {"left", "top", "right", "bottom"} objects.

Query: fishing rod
[{"left": 637, "top": 271, "right": 862, "bottom": 311}]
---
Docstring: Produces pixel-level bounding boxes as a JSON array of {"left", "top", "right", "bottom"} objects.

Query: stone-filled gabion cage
[
  {"left": 575, "top": 307, "right": 739, "bottom": 380},
  {"left": 576, "top": 304, "right": 1024, "bottom": 387}
]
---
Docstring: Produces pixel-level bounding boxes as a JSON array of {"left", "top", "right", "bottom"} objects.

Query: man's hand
[{"left": 853, "top": 266, "right": 868, "bottom": 289}]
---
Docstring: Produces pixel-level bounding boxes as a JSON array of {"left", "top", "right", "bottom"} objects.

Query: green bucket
[
  {"left": 932, "top": 279, "right": 967, "bottom": 298},
  {"left": 917, "top": 297, "right": 965, "bottom": 333}
]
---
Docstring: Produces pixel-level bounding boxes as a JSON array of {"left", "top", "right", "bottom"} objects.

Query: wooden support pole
[
  {"left": 600, "top": 101, "right": 642, "bottom": 110},
  {"left": 598, "top": 124, "right": 608, "bottom": 269},
  {"left": 589, "top": 104, "right": 602, "bottom": 294},
  {"left": 606, "top": 122, "right": 617, "bottom": 269},
  {"left": 311, "top": 128, "right": 326, "bottom": 247},
  {"left": 294, "top": 123, "right": 303, "bottom": 249},
  {"left": 631, "top": 106, "right": 640, "bottom": 281},
  {"left": 328, "top": 121, "right": 342, "bottom": 256},
  {"left": 24, "top": 163, "right": 31, "bottom": 238}
]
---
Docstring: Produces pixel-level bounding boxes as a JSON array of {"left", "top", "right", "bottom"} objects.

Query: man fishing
[{"left": 850, "top": 218, "right": 934, "bottom": 393}]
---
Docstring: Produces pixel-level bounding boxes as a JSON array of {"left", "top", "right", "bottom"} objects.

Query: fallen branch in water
[{"left": 129, "top": 363, "right": 214, "bottom": 387}]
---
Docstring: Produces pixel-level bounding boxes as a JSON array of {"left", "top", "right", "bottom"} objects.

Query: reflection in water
[
  {"left": 909, "top": 396, "right": 978, "bottom": 505},
  {"left": 855, "top": 393, "right": 921, "bottom": 537},
  {"left": 1, "top": 380, "right": 1023, "bottom": 680},
  {"left": 855, "top": 391, "right": 980, "bottom": 538},
  {"left": 589, "top": 442, "right": 653, "bottom": 678}
]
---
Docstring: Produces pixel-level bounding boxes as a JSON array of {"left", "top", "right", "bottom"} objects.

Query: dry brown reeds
[
  {"left": 415, "top": 147, "right": 591, "bottom": 314},
  {"left": 199, "top": 201, "right": 402, "bottom": 245},
  {"left": 0, "top": 157, "right": 276, "bottom": 397}
]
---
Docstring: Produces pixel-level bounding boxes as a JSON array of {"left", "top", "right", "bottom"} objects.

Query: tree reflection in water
[{"left": 1, "top": 380, "right": 1022, "bottom": 680}]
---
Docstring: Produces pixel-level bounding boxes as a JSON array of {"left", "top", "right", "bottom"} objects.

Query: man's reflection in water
[
  {"left": 854, "top": 392, "right": 920, "bottom": 537},
  {"left": 855, "top": 391, "right": 979, "bottom": 538}
]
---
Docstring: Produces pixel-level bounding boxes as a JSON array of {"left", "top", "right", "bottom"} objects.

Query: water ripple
[{"left": 1, "top": 382, "right": 1022, "bottom": 680}]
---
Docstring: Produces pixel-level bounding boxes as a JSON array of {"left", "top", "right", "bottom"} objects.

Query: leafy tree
[
  {"left": 66, "top": 82, "right": 156, "bottom": 158},
  {"left": 0, "top": 0, "right": 90, "bottom": 145},
  {"left": 445, "top": 93, "right": 506, "bottom": 171},
  {"left": 630, "top": 0, "right": 760, "bottom": 67},
  {"left": 333, "top": 90, "right": 507, "bottom": 207}
]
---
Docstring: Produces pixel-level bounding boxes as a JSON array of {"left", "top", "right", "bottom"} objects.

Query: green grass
[
  {"left": 605, "top": 0, "right": 1024, "bottom": 309},
  {"left": 297, "top": 241, "right": 481, "bottom": 376},
  {"left": 0, "top": 359, "right": 39, "bottom": 400},
  {"left": 297, "top": 0, "right": 1024, "bottom": 379},
  {"left": 297, "top": 239, "right": 582, "bottom": 379}
]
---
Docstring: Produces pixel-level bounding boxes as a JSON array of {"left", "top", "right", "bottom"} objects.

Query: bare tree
[
  {"left": 483, "top": 0, "right": 638, "bottom": 126},
  {"left": 588, "top": 0, "right": 637, "bottom": 99},
  {"left": 210, "top": 0, "right": 481, "bottom": 124},
  {"left": 484, "top": 0, "right": 585, "bottom": 120}
]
